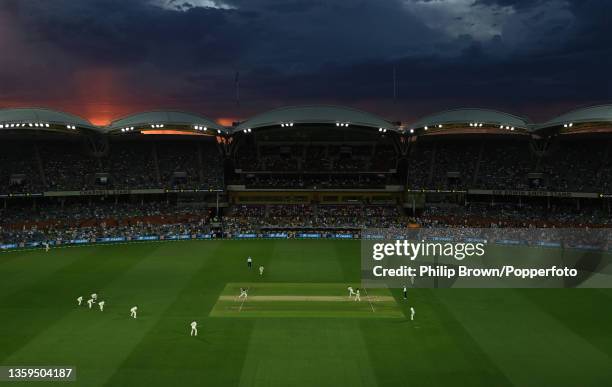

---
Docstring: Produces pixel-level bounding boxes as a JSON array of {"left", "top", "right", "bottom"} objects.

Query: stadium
[{"left": 1, "top": 103, "right": 612, "bottom": 386}]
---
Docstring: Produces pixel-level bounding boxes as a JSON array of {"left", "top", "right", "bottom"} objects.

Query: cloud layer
[{"left": 0, "top": 0, "right": 610, "bottom": 124}]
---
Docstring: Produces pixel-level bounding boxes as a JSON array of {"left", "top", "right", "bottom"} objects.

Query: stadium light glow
[
  {"left": 510, "top": 127, "right": 515, "bottom": 131},
  {"left": 424, "top": 126, "right": 428, "bottom": 130},
  {"left": 410, "top": 129, "right": 414, "bottom": 134},
  {"left": 438, "top": 124, "right": 443, "bottom": 128},
  {"left": 0, "top": 124, "right": 3, "bottom": 129}
]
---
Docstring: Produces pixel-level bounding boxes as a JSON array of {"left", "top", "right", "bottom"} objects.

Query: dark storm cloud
[{"left": 0, "top": 0, "right": 611, "bottom": 122}]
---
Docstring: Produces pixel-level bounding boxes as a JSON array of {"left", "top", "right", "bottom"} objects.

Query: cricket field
[{"left": 1, "top": 239, "right": 612, "bottom": 386}]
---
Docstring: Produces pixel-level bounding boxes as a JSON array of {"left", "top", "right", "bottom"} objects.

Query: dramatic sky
[{"left": 0, "top": 0, "right": 610, "bottom": 125}]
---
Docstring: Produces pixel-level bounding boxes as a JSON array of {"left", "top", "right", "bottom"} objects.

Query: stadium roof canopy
[
  {"left": 409, "top": 108, "right": 531, "bottom": 133},
  {"left": 0, "top": 108, "right": 97, "bottom": 132},
  {"left": 106, "top": 110, "right": 225, "bottom": 134},
  {"left": 234, "top": 105, "right": 397, "bottom": 133},
  {"left": 538, "top": 104, "right": 612, "bottom": 130}
]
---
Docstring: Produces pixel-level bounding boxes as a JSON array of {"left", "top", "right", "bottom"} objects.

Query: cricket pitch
[{"left": 209, "top": 283, "right": 404, "bottom": 318}]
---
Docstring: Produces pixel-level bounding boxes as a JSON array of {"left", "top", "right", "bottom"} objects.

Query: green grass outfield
[{"left": 1, "top": 239, "right": 612, "bottom": 386}]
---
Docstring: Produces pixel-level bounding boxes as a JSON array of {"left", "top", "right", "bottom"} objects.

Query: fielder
[
  {"left": 190, "top": 321, "right": 198, "bottom": 336},
  {"left": 354, "top": 289, "right": 361, "bottom": 302},
  {"left": 130, "top": 306, "right": 138, "bottom": 319},
  {"left": 247, "top": 256, "right": 252, "bottom": 268},
  {"left": 238, "top": 288, "right": 248, "bottom": 299},
  {"left": 403, "top": 286, "right": 408, "bottom": 300},
  {"left": 77, "top": 296, "right": 83, "bottom": 306},
  {"left": 44, "top": 242, "right": 50, "bottom": 252},
  {"left": 87, "top": 298, "right": 94, "bottom": 309},
  {"left": 410, "top": 307, "right": 415, "bottom": 321},
  {"left": 259, "top": 266, "right": 264, "bottom": 276},
  {"left": 348, "top": 286, "right": 356, "bottom": 297},
  {"left": 98, "top": 301, "right": 105, "bottom": 311},
  {"left": 91, "top": 293, "right": 98, "bottom": 302}
]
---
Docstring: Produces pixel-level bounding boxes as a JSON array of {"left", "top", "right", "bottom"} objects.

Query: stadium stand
[{"left": 2, "top": 104, "right": 612, "bottom": 248}]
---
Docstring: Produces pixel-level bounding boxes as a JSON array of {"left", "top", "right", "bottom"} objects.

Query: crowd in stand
[
  {"left": 0, "top": 140, "right": 224, "bottom": 193},
  {"left": 406, "top": 138, "right": 612, "bottom": 192},
  {"left": 4, "top": 137, "right": 612, "bottom": 193},
  {"left": 0, "top": 200, "right": 215, "bottom": 245},
  {"left": 2, "top": 199, "right": 612, "bottom": 247},
  {"left": 234, "top": 144, "right": 397, "bottom": 173},
  {"left": 238, "top": 174, "right": 392, "bottom": 189}
]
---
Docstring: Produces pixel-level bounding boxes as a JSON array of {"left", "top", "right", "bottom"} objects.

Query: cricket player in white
[
  {"left": 348, "top": 286, "right": 355, "bottom": 297},
  {"left": 238, "top": 288, "right": 248, "bottom": 299},
  {"left": 130, "top": 306, "right": 138, "bottom": 319},
  {"left": 355, "top": 289, "right": 361, "bottom": 302},
  {"left": 403, "top": 286, "right": 408, "bottom": 300},
  {"left": 247, "top": 256, "right": 252, "bottom": 268},
  {"left": 259, "top": 266, "right": 264, "bottom": 276},
  {"left": 44, "top": 242, "right": 50, "bottom": 252},
  {"left": 98, "top": 301, "right": 105, "bottom": 311},
  {"left": 190, "top": 321, "right": 198, "bottom": 336},
  {"left": 91, "top": 293, "right": 98, "bottom": 302},
  {"left": 77, "top": 296, "right": 83, "bottom": 306},
  {"left": 87, "top": 298, "right": 94, "bottom": 309},
  {"left": 410, "top": 307, "right": 415, "bottom": 321}
]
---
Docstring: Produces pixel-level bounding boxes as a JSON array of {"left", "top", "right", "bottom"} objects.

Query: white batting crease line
[
  {"left": 237, "top": 287, "right": 250, "bottom": 313},
  {"left": 362, "top": 288, "right": 376, "bottom": 313}
]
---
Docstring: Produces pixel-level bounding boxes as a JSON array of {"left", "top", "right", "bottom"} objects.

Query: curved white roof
[
  {"left": 107, "top": 110, "right": 224, "bottom": 132},
  {"left": 235, "top": 105, "right": 397, "bottom": 132},
  {"left": 540, "top": 104, "right": 612, "bottom": 128},
  {"left": 0, "top": 108, "right": 96, "bottom": 130},
  {"left": 410, "top": 108, "right": 530, "bottom": 130}
]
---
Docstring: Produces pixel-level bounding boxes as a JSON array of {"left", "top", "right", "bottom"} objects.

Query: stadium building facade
[{"left": 1, "top": 103, "right": 612, "bottom": 248}]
